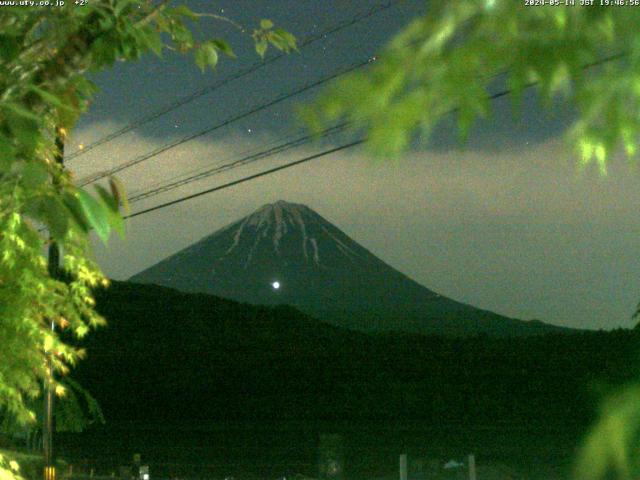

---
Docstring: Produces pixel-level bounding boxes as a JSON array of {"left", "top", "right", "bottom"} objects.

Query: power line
[
  {"left": 76, "top": 40, "right": 624, "bottom": 190},
  {"left": 99, "top": 51, "right": 629, "bottom": 223},
  {"left": 77, "top": 57, "right": 374, "bottom": 187},
  {"left": 119, "top": 73, "right": 574, "bottom": 220},
  {"left": 127, "top": 123, "right": 348, "bottom": 204},
  {"left": 118, "top": 79, "right": 524, "bottom": 220},
  {"left": 66, "top": 1, "right": 398, "bottom": 162},
  {"left": 124, "top": 139, "right": 366, "bottom": 220},
  {"left": 126, "top": 125, "right": 309, "bottom": 198}
]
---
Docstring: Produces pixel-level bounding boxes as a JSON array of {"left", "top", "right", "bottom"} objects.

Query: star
[{"left": 247, "top": 128, "right": 253, "bottom": 134}]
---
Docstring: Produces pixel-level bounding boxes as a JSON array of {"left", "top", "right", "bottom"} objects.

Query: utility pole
[
  {"left": 44, "top": 127, "right": 65, "bottom": 480},
  {"left": 467, "top": 454, "right": 476, "bottom": 480},
  {"left": 399, "top": 454, "right": 407, "bottom": 480}
]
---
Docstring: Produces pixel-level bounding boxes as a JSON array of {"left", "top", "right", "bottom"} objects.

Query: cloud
[{"left": 79, "top": 121, "right": 640, "bottom": 330}]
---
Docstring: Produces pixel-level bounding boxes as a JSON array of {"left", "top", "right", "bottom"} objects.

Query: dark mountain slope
[
  {"left": 130, "top": 201, "right": 570, "bottom": 337},
  {"left": 72, "top": 281, "right": 635, "bottom": 429}
]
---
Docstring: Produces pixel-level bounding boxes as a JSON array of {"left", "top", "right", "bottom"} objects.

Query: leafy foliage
[
  {"left": 253, "top": 19, "right": 298, "bottom": 58},
  {"left": 575, "top": 384, "right": 640, "bottom": 480},
  {"left": 53, "top": 378, "right": 104, "bottom": 434},
  {"left": 1, "top": 377, "right": 104, "bottom": 453},
  {"left": 0, "top": 0, "right": 295, "bottom": 469},
  {"left": 0, "top": 453, "right": 22, "bottom": 480},
  {"left": 306, "top": 1, "right": 640, "bottom": 172},
  {"left": 0, "top": 448, "right": 66, "bottom": 480}
]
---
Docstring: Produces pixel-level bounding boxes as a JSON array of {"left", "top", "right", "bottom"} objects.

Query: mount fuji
[{"left": 130, "top": 200, "right": 569, "bottom": 337}]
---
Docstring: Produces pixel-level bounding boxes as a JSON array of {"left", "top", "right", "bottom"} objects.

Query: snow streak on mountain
[{"left": 130, "top": 201, "right": 568, "bottom": 336}]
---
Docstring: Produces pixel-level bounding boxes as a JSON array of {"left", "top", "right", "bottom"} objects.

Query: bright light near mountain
[{"left": 272, "top": 281, "right": 280, "bottom": 290}]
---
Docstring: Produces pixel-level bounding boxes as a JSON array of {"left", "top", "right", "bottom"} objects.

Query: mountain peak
[
  {"left": 131, "top": 200, "right": 388, "bottom": 300},
  {"left": 252, "top": 200, "right": 311, "bottom": 216},
  {"left": 233, "top": 200, "right": 322, "bottom": 262},
  {"left": 130, "top": 202, "right": 569, "bottom": 337},
  {"left": 273, "top": 199, "right": 299, "bottom": 207}
]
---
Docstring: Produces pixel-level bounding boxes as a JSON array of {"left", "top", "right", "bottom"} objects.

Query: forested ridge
[{"left": 71, "top": 281, "right": 638, "bottom": 430}]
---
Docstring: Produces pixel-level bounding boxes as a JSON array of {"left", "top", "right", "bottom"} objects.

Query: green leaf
[
  {"left": 75, "top": 324, "right": 89, "bottom": 338},
  {"left": 29, "top": 86, "right": 72, "bottom": 111},
  {"left": 91, "top": 35, "right": 118, "bottom": 68},
  {"left": 255, "top": 39, "right": 268, "bottom": 58},
  {"left": 273, "top": 28, "right": 297, "bottom": 51},
  {"left": 98, "top": 12, "right": 115, "bottom": 30},
  {"left": 94, "top": 184, "right": 118, "bottom": 213},
  {"left": 95, "top": 185, "right": 124, "bottom": 239},
  {"left": 41, "top": 199, "right": 69, "bottom": 240},
  {"left": 77, "top": 189, "right": 111, "bottom": 243},
  {"left": 113, "top": 0, "right": 134, "bottom": 17},
  {"left": 6, "top": 113, "right": 40, "bottom": 152},
  {"left": 266, "top": 31, "right": 288, "bottom": 52},
  {"left": 58, "top": 99, "right": 82, "bottom": 130},
  {"left": 109, "top": 212, "right": 125, "bottom": 238},
  {"left": 0, "top": 34, "right": 21, "bottom": 62},
  {"left": 2, "top": 102, "right": 42, "bottom": 151},
  {"left": 171, "top": 22, "right": 194, "bottom": 50},
  {"left": 21, "top": 162, "right": 49, "bottom": 190},
  {"left": 1, "top": 102, "right": 41, "bottom": 122},
  {"left": 24, "top": 194, "right": 69, "bottom": 240},
  {"left": 133, "top": 26, "right": 163, "bottom": 56},
  {"left": 62, "top": 192, "right": 90, "bottom": 232},
  {"left": 260, "top": 19, "right": 274, "bottom": 30},
  {"left": 195, "top": 41, "right": 219, "bottom": 72},
  {"left": 0, "top": 133, "right": 16, "bottom": 170},
  {"left": 575, "top": 384, "right": 640, "bottom": 480},
  {"left": 457, "top": 108, "right": 475, "bottom": 143},
  {"left": 73, "top": 76, "right": 99, "bottom": 100},
  {"left": 109, "top": 176, "right": 129, "bottom": 214},
  {"left": 211, "top": 39, "right": 236, "bottom": 58}
]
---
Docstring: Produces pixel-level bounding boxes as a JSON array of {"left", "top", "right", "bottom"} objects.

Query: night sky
[{"left": 67, "top": 0, "right": 640, "bottom": 331}]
